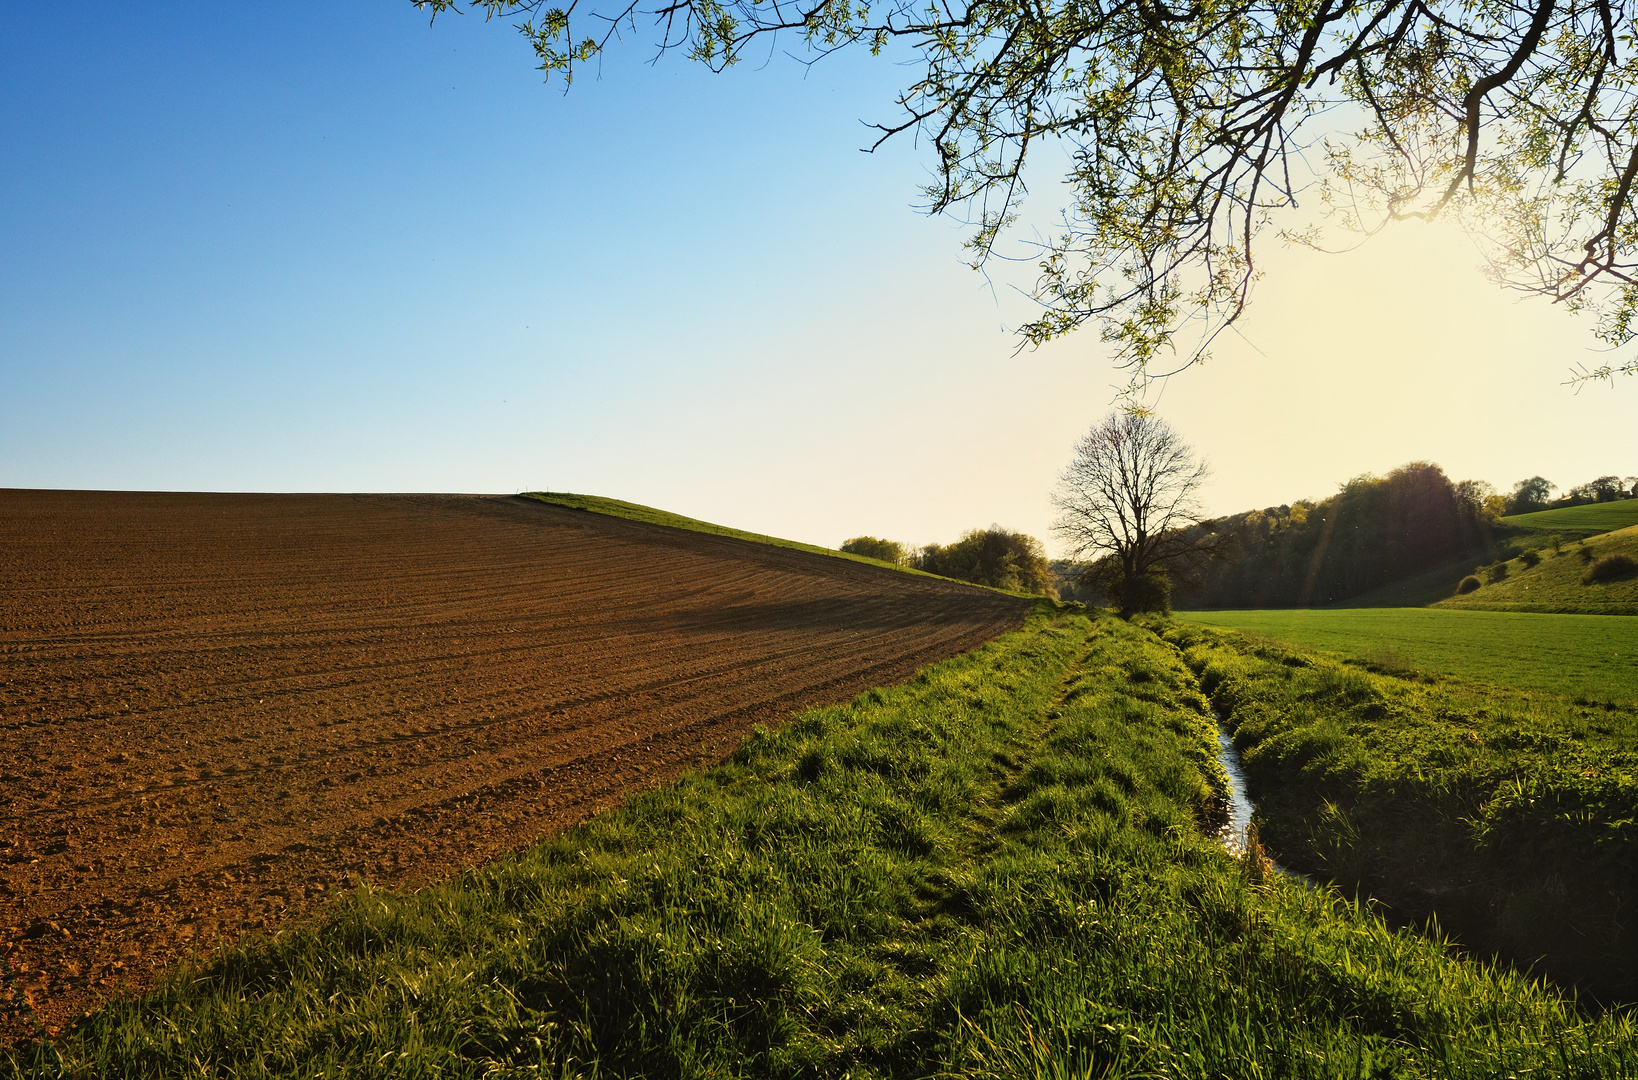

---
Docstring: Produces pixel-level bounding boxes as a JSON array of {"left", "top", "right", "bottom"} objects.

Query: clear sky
[{"left": 3, "top": 2, "right": 1632, "bottom": 556}]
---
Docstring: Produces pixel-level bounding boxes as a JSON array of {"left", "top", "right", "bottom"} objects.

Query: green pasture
[
  {"left": 1173, "top": 606, "right": 1638, "bottom": 703},
  {"left": 1502, "top": 497, "right": 1638, "bottom": 534},
  {"left": 11, "top": 606, "right": 1635, "bottom": 1077}
]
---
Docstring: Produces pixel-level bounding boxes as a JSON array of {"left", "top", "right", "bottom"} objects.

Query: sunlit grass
[
  {"left": 1173, "top": 606, "right": 1638, "bottom": 703},
  {"left": 1502, "top": 497, "right": 1638, "bottom": 534},
  {"left": 7, "top": 605, "right": 1634, "bottom": 1077},
  {"left": 1434, "top": 524, "right": 1638, "bottom": 615}
]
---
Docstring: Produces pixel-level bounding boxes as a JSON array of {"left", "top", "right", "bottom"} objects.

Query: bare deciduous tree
[{"left": 1052, "top": 412, "right": 1212, "bottom": 616}]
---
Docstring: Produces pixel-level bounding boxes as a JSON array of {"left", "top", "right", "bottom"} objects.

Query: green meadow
[
  {"left": 1502, "top": 498, "right": 1638, "bottom": 534},
  {"left": 11, "top": 606, "right": 1636, "bottom": 1077},
  {"left": 1173, "top": 607, "right": 1638, "bottom": 703}
]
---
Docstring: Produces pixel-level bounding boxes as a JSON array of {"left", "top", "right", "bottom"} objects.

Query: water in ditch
[
  {"left": 1213, "top": 715, "right": 1308, "bottom": 882},
  {"left": 1214, "top": 720, "right": 1257, "bottom": 857}
]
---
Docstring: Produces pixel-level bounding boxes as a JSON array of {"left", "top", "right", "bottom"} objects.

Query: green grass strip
[
  {"left": 519, "top": 492, "right": 1037, "bottom": 597},
  {"left": 1174, "top": 607, "right": 1638, "bottom": 703},
  {"left": 519, "top": 492, "right": 962, "bottom": 583},
  {"left": 1502, "top": 498, "right": 1638, "bottom": 534},
  {"left": 8, "top": 606, "right": 1634, "bottom": 1077}
]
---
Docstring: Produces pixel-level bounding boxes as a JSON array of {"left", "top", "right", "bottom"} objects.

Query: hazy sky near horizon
[{"left": 3, "top": 2, "right": 1632, "bottom": 556}]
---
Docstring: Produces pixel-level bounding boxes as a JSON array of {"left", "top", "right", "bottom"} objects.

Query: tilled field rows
[{"left": 0, "top": 491, "right": 1027, "bottom": 1041}]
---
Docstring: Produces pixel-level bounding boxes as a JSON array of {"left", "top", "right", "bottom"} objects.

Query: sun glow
[{"left": 1125, "top": 216, "right": 1633, "bottom": 520}]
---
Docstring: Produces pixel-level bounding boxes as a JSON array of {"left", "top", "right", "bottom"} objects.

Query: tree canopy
[
  {"left": 1510, "top": 475, "right": 1559, "bottom": 513},
  {"left": 419, "top": 0, "right": 1638, "bottom": 382}
]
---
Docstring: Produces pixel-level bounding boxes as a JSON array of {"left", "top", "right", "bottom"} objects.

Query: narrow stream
[
  {"left": 1212, "top": 714, "right": 1308, "bottom": 882},
  {"left": 1213, "top": 719, "right": 1257, "bottom": 857}
]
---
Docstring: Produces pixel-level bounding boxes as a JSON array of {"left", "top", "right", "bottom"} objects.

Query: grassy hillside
[
  {"left": 1432, "top": 524, "right": 1638, "bottom": 614},
  {"left": 1172, "top": 607, "right": 1638, "bottom": 703},
  {"left": 1501, "top": 497, "right": 1638, "bottom": 534},
  {"left": 11, "top": 606, "right": 1636, "bottom": 1076},
  {"left": 1164, "top": 618, "right": 1638, "bottom": 998}
]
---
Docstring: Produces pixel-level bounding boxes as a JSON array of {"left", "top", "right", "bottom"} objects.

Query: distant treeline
[
  {"left": 842, "top": 528, "right": 1054, "bottom": 595},
  {"left": 1507, "top": 473, "right": 1636, "bottom": 513},
  {"left": 1175, "top": 462, "right": 1497, "bottom": 608},
  {"left": 1174, "top": 462, "right": 1637, "bottom": 608},
  {"left": 842, "top": 465, "right": 1633, "bottom": 610}
]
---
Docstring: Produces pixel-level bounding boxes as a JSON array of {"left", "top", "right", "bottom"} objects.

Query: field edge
[{"left": 518, "top": 491, "right": 1030, "bottom": 597}]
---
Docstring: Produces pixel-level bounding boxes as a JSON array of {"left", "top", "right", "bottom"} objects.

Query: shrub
[
  {"left": 1519, "top": 548, "right": 1541, "bottom": 568},
  {"left": 1579, "top": 544, "right": 1596, "bottom": 564},
  {"left": 840, "top": 536, "right": 908, "bottom": 566},
  {"left": 1456, "top": 575, "right": 1482, "bottom": 594},
  {"left": 1485, "top": 562, "right": 1508, "bottom": 583},
  {"left": 1583, "top": 553, "right": 1638, "bottom": 585},
  {"left": 914, "top": 528, "right": 1054, "bottom": 594}
]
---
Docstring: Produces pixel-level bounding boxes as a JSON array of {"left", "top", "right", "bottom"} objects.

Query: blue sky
[{"left": 3, "top": 2, "right": 1632, "bottom": 554}]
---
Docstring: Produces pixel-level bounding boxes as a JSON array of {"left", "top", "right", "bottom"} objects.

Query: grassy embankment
[
  {"left": 521, "top": 492, "right": 868, "bottom": 562},
  {"left": 523, "top": 493, "right": 1041, "bottom": 599},
  {"left": 1163, "top": 616, "right": 1638, "bottom": 999},
  {"left": 1174, "top": 607, "right": 1638, "bottom": 703},
  {"left": 10, "top": 606, "right": 1636, "bottom": 1076},
  {"left": 521, "top": 492, "right": 947, "bottom": 580}
]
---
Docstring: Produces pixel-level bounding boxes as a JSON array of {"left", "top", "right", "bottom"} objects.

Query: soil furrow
[{"left": 0, "top": 490, "right": 1027, "bottom": 1042}]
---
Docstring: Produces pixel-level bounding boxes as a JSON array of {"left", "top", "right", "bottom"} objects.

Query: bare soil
[{"left": 0, "top": 491, "right": 1027, "bottom": 1042}]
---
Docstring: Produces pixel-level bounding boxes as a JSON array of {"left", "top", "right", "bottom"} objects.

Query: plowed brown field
[{"left": 0, "top": 490, "right": 1028, "bottom": 1042}]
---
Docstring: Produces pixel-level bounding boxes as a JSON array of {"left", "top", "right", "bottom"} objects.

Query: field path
[{"left": 0, "top": 490, "right": 1028, "bottom": 1041}]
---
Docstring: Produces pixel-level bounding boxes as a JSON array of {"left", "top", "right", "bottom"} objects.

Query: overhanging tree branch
[{"left": 417, "top": 0, "right": 1638, "bottom": 382}]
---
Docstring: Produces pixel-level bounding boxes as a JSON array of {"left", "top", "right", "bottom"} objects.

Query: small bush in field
[
  {"left": 1579, "top": 544, "right": 1596, "bottom": 563},
  {"left": 1583, "top": 553, "right": 1638, "bottom": 584},
  {"left": 1486, "top": 562, "right": 1508, "bottom": 583},
  {"left": 1456, "top": 575, "right": 1482, "bottom": 594},
  {"left": 1519, "top": 548, "right": 1541, "bottom": 568}
]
